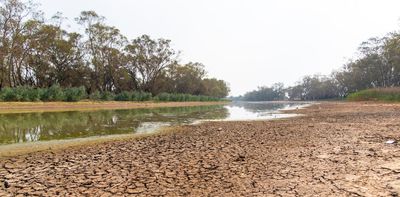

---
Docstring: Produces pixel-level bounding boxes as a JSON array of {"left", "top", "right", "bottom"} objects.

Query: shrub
[
  {"left": 64, "top": 86, "right": 87, "bottom": 102},
  {"left": 41, "top": 84, "right": 65, "bottom": 101},
  {"left": 154, "top": 93, "right": 222, "bottom": 102},
  {"left": 155, "top": 93, "right": 170, "bottom": 101},
  {"left": 19, "top": 86, "right": 42, "bottom": 101},
  {"left": 0, "top": 87, "right": 19, "bottom": 101},
  {"left": 115, "top": 91, "right": 131, "bottom": 101},
  {"left": 0, "top": 86, "right": 223, "bottom": 102},
  {"left": 114, "top": 91, "right": 152, "bottom": 101},
  {"left": 347, "top": 88, "right": 400, "bottom": 102},
  {"left": 89, "top": 91, "right": 101, "bottom": 101},
  {"left": 100, "top": 91, "right": 115, "bottom": 101},
  {"left": 138, "top": 92, "right": 152, "bottom": 101},
  {"left": 0, "top": 87, "right": 44, "bottom": 102},
  {"left": 29, "top": 88, "right": 43, "bottom": 102}
]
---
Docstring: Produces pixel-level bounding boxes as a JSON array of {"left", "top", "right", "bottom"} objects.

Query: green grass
[{"left": 347, "top": 88, "right": 400, "bottom": 102}]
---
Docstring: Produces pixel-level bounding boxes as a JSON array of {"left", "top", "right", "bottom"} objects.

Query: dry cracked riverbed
[{"left": 1, "top": 102, "right": 400, "bottom": 196}]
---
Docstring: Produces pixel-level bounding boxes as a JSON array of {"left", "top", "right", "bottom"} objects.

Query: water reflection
[
  {"left": 219, "top": 101, "right": 310, "bottom": 121},
  {"left": 0, "top": 102, "right": 311, "bottom": 145},
  {"left": 0, "top": 105, "right": 228, "bottom": 145}
]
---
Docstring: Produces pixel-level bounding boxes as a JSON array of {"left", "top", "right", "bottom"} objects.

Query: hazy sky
[{"left": 37, "top": 0, "right": 400, "bottom": 96}]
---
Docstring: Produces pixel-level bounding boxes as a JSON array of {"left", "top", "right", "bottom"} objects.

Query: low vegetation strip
[
  {"left": 0, "top": 85, "right": 224, "bottom": 102},
  {"left": 347, "top": 88, "right": 400, "bottom": 102}
]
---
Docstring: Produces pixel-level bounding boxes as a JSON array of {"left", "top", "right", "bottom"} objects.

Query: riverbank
[
  {"left": 0, "top": 101, "right": 228, "bottom": 114},
  {"left": 1, "top": 102, "right": 400, "bottom": 196}
]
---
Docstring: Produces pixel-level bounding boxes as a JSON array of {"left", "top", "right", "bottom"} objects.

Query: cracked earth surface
[{"left": 1, "top": 102, "right": 400, "bottom": 196}]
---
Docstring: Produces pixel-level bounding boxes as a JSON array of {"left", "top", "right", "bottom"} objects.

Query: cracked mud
[{"left": 1, "top": 102, "right": 400, "bottom": 196}]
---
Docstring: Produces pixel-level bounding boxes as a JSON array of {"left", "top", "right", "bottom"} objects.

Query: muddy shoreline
[
  {"left": 1, "top": 102, "right": 400, "bottom": 196},
  {"left": 0, "top": 101, "right": 227, "bottom": 114}
]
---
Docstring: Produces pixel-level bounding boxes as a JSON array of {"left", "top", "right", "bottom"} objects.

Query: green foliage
[
  {"left": 0, "top": 86, "right": 222, "bottom": 102},
  {"left": 0, "top": 87, "right": 19, "bottom": 101},
  {"left": 240, "top": 30, "right": 400, "bottom": 101},
  {"left": 18, "top": 86, "right": 43, "bottom": 101},
  {"left": 0, "top": 1, "right": 229, "bottom": 99},
  {"left": 0, "top": 86, "right": 43, "bottom": 102},
  {"left": 347, "top": 88, "right": 400, "bottom": 102},
  {"left": 41, "top": 84, "right": 65, "bottom": 101},
  {"left": 242, "top": 83, "right": 286, "bottom": 101},
  {"left": 100, "top": 91, "right": 115, "bottom": 101},
  {"left": 115, "top": 91, "right": 152, "bottom": 101},
  {"left": 64, "top": 86, "right": 87, "bottom": 102},
  {"left": 200, "top": 78, "right": 230, "bottom": 98},
  {"left": 154, "top": 93, "right": 221, "bottom": 102},
  {"left": 114, "top": 91, "right": 131, "bottom": 101},
  {"left": 134, "top": 92, "right": 152, "bottom": 101},
  {"left": 89, "top": 91, "right": 101, "bottom": 100}
]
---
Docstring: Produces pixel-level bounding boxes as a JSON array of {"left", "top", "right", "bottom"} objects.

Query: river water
[{"left": 0, "top": 101, "right": 311, "bottom": 145}]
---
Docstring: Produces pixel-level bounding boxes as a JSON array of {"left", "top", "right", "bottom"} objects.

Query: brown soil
[
  {"left": 0, "top": 101, "right": 227, "bottom": 114},
  {"left": 1, "top": 102, "right": 400, "bottom": 196}
]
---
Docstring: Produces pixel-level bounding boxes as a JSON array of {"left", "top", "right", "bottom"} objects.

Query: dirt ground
[{"left": 1, "top": 102, "right": 400, "bottom": 196}]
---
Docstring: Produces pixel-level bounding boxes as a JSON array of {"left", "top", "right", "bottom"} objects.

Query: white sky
[{"left": 37, "top": 0, "right": 400, "bottom": 96}]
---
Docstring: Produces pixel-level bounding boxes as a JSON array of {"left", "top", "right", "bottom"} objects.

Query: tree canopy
[
  {"left": 239, "top": 32, "right": 400, "bottom": 101},
  {"left": 0, "top": 0, "right": 230, "bottom": 98}
]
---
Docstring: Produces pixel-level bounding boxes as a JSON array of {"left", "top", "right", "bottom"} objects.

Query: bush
[
  {"left": 0, "top": 86, "right": 45, "bottom": 102},
  {"left": 100, "top": 91, "right": 115, "bottom": 101},
  {"left": 0, "top": 86, "right": 224, "bottom": 102},
  {"left": 19, "top": 86, "right": 43, "bottom": 101},
  {"left": 41, "top": 84, "right": 65, "bottom": 101},
  {"left": 347, "top": 88, "right": 400, "bottom": 102},
  {"left": 0, "top": 87, "right": 19, "bottom": 101},
  {"left": 89, "top": 91, "right": 101, "bottom": 101},
  {"left": 115, "top": 91, "right": 131, "bottom": 101},
  {"left": 137, "top": 92, "right": 152, "bottom": 101},
  {"left": 64, "top": 86, "right": 87, "bottom": 102},
  {"left": 154, "top": 93, "right": 221, "bottom": 102},
  {"left": 155, "top": 93, "right": 170, "bottom": 101},
  {"left": 26, "top": 88, "right": 43, "bottom": 102},
  {"left": 115, "top": 91, "right": 152, "bottom": 101}
]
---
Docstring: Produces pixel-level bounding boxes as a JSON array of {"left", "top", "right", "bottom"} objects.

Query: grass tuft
[{"left": 347, "top": 87, "right": 400, "bottom": 102}]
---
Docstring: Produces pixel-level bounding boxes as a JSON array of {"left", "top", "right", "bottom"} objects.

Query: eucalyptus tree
[
  {"left": 0, "top": 1, "right": 231, "bottom": 99},
  {"left": 167, "top": 62, "right": 206, "bottom": 95},
  {"left": 201, "top": 78, "right": 230, "bottom": 98},
  {"left": 287, "top": 84, "right": 304, "bottom": 100},
  {"left": 76, "top": 11, "right": 127, "bottom": 92},
  {"left": 0, "top": 0, "right": 41, "bottom": 88},
  {"left": 125, "top": 34, "right": 178, "bottom": 94},
  {"left": 25, "top": 20, "right": 55, "bottom": 87},
  {"left": 30, "top": 24, "right": 88, "bottom": 88},
  {"left": 382, "top": 33, "right": 400, "bottom": 86},
  {"left": 357, "top": 37, "right": 392, "bottom": 88}
]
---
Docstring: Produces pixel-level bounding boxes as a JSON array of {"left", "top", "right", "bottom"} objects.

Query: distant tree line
[
  {"left": 239, "top": 29, "right": 400, "bottom": 101},
  {"left": 0, "top": 0, "right": 230, "bottom": 100},
  {"left": 240, "top": 83, "right": 285, "bottom": 101}
]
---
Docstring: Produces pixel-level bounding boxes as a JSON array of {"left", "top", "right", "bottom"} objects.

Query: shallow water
[{"left": 0, "top": 101, "right": 310, "bottom": 145}]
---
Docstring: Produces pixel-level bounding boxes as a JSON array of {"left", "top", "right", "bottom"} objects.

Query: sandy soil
[
  {"left": 1, "top": 102, "right": 400, "bottom": 196},
  {"left": 0, "top": 101, "right": 227, "bottom": 114}
]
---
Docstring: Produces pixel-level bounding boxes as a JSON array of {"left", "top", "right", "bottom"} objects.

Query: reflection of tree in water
[
  {"left": 12, "top": 126, "right": 41, "bottom": 143},
  {"left": 0, "top": 105, "right": 228, "bottom": 144},
  {"left": 229, "top": 101, "right": 307, "bottom": 113}
]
